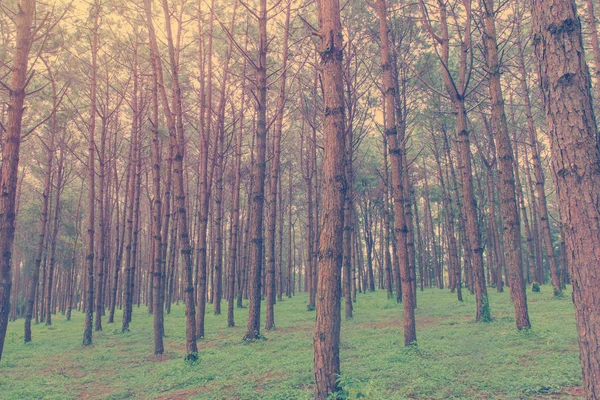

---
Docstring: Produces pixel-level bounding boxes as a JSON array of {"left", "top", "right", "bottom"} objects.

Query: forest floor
[{"left": 1, "top": 285, "right": 583, "bottom": 399}]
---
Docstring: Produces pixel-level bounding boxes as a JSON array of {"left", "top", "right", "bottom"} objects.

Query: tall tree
[
  {"left": 531, "top": 0, "right": 600, "bottom": 396},
  {"left": 375, "top": 0, "right": 416, "bottom": 345},
  {"left": 144, "top": 0, "right": 165, "bottom": 355},
  {"left": 480, "top": 0, "right": 530, "bottom": 329},
  {"left": 160, "top": 0, "right": 198, "bottom": 359},
  {"left": 83, "top": 0, "right": 100, "bottom": 347},
  {"left": 265, "top": 0, "right": 291, "bottom": 332},
  {"left": 243, "top": 0, "right": 269, "bottom": 341},
  {"left": 514, "top": 0, "right": 562, "bottom": 295},
  {"left": 419, "top": 0, "right": 491, "bottom": 322},
  {"left": 313, "top": 0, "right": 347, "bottom": 397},
  {"left": 0, "top": 0, "right": 36, "bottom": 361}
]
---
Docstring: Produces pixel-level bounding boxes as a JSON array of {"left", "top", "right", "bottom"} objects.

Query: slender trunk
[
  {"left": 481, "top": 0, "right": 530, "bottom": 329},
  {"left": 228, "top": 24, "right": 248, "bottom": 324},
  {"left": 265, "top": 2, "right": 290, "bottom": 331},
  {"left": 83, "top": 1, "right": 100, "bottom": 346},
  {"left": 313, "top": 0, "right": 347, "bottom": 396},
  {"left": 195, "top": 0, "right": 215, "bottom": 339},
  {"left": 160, "top": 0, "right": 198, "bottom": 359},
  {"left": 431, "top": 132, "right": 461, "bottom": 301},
  {"left": 515, "top": 5, "right": 562, "bottom": 294},
  {"left": 24, "top": 69, "right": 54, "bottom": 341},
  {"left": 121, "top": 39, "right": 140, "bottom": 333},
  {"left": 144, "top": 0, "right": 165, "bottom": 355},
  {"left": 376, "top": 0, "right": 416, "bottom": 345},
  {"left": 243, "top": 0, "right": 268, "bottom": 341},
  {"left": 45, "top": 143, "right": 65, "bottom": 325},
  {"left": 343, "top": 74, "right": 355, "bottom": 318},
  {"left": 585, "top": 0, "right": 600, "bottom": 97},
  {"left": 109, "top": 135, "right": 130, "bottom": 323}
]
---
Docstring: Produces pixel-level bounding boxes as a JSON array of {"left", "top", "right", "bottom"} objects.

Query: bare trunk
[
  {"left": 376, "top": 0, "right": 416, "bottom": 345},
  {"left": 45, "top": 143, "right": 65, "bottom": 325},
  {"left": 265, "top": 2, "right": 290, "bottom": 331},
  {"left": 160, "top": 0, "right": 198, "bottom": 359},
  {"left": 515, "top": 4, "right": 562, "bottom": 294},
  {"left": 83, "top": 1, "right": 100, "bottom": 346},
  {"left": 313, "top": 0, "right": 347, "bottom": 396},
  {"left": 531, "top": 1, "right": 600, "bottom": 396},
  {"left": 243, "top": 0, "right": 268, "bottom": 341},
  {"left": 0, "top": 0, "right": 35, "bottom": 359}
]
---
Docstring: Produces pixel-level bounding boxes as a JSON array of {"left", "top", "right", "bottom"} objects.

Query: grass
[{"left": 0, "top": 285, "right": 583, "bottom": 399}]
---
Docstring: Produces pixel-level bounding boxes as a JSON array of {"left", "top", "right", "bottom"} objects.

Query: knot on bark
[
  {"left": 385, "top": 127, "right": 397, "bottom": 136},
  {"left": 557, "top": 72, "right": 576, "bottom": 86},
  {"left": 325, "top": 106, "right": 344, "bottom": 117},
  {"left": 548, "top": 18, "right": 577, "bottom": 36}
]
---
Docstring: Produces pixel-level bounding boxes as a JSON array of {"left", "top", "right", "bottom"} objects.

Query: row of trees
[{"left": 0, "top": 0, "right": 599, "bottom": 398}]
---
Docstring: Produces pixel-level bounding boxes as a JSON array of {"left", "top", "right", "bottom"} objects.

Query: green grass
[{"left": 0, "top": 286, "right": 583, "bottom": 399}]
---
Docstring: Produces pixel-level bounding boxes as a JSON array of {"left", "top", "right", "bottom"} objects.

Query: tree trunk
[
  {"left": 265, "top": 2, "right": 290, "bottom": 331},
  {"left": 376, "top": 0, "right": 416, "bottom": 345},
  {"left": 481, "top": 0, "right": 530, "bottom": 329},
  {"left": 160, "top": 0, "right": 198, "bottom": 359},
  {"left": 584, "top": 0, "right": 600, "bottom": 98},
  {"left": 243, "top": 0, "right": 268, "bottom": 341},
  {"left": 45, "top": 142, "right": 65, "bottom": 325},
  {"left": 144, "top": 0, "right": 165, "bottom": 355},
  {"left": 313, "top": 0, "right": 347, "bottom": 396},
  {"left": 0, "top": 0, "right": 35, "bottom": 359},
  {"left": 514, "top": 3, "right": 562, "bottom": 294},
  {"left": 531, "top": 1, "right": 600, "bottom": 396},
  {"left": 83, "top": 0, "right": 100, "bottom": 347},
  {"left": 121, "top": 51, "right": 139, "bottom": 332}
]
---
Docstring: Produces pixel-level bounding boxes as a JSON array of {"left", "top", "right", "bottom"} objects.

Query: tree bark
[
  {"left": 160, "top": 0, "right": 198, "bottom": 359},
  {"left": 243, "top": 0, "right": 268, "bottom": 341},
  {"left": 45, "top": 141, "right": 65, "bottom": 325},
  {"left": 83, "top": 0, "right": 100, "bottom": 347},
  {"left": 313, "top": 0, "right": 347, "bottom": 396},
  {"left": 531, "top": 1, "right": 600, "bottom": 396},
  {"left": 0, "top": 0, "right": 35, "bottom": 360},
  {"left": 515, "top": 3, "right": 562, "bottom": 294},
  {"left": 265, "top": 1, "right": 291, "bottom": 331}
]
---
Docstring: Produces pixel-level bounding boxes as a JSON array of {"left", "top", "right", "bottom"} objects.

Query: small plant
[
  {"left": 532, "top": 283, "right": 541, "bottom": 293},
  {"left": 306, "top": 304, "right": 316, "bottom": 311}
]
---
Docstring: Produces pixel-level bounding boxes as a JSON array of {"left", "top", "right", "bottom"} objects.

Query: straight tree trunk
[
  {"left": 376, "top": 0, "right": 416, "bottom": 345},
  {"left": 121, "top": 48, "right": 139, "bottom": 332},
  {"left": 265, "top": 2, "right": 291, "bottom": 331},
  {"left": 108, "top": 133, "right": 130, "bottom": 323},
  {"left": 584, "top": 0, "right": 600, "bottom": 97},
  {"left": 431, "top": 132, "right": 461, "bottom": 301},
  {"left": 144, "top": 0, "right": 165, "bottom": 355},
  {"left": 531, "top": 1, "right": 600, "bottom": 396},
  {"left": 243, "top": 0, "right": 268, "bottom": 342},
  {"left": 160, "top": 0, "right": 198, "bottom": 359},
  {"left": 228, "top": 26, "right": 248, "bottom": 326},
  {"left": 24, "top": 82, "right": 54, "bottom": 340},
  {"left": 45, "top": 142, "right": 65, "bottom": 325},
  {"left": 0, "top": 0, "right": 35, "bottom": 359},
  {"left": 343, "top": 78, "right": 355, "bottom": 318},
  {"left": 481, "top": 0, "right": 530, "bottom": 329},
  {"left": 313, "top": 0, "right": 347, "bottom": 395},
  {"left": 514, "top": 4, "right": 562, "bottom": 294},
  {"left": 83, "top": 0, "right": 100, "bottom": 347},
  {"left": 420, "top": 0, "right": 490, "bottom": 321}
]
